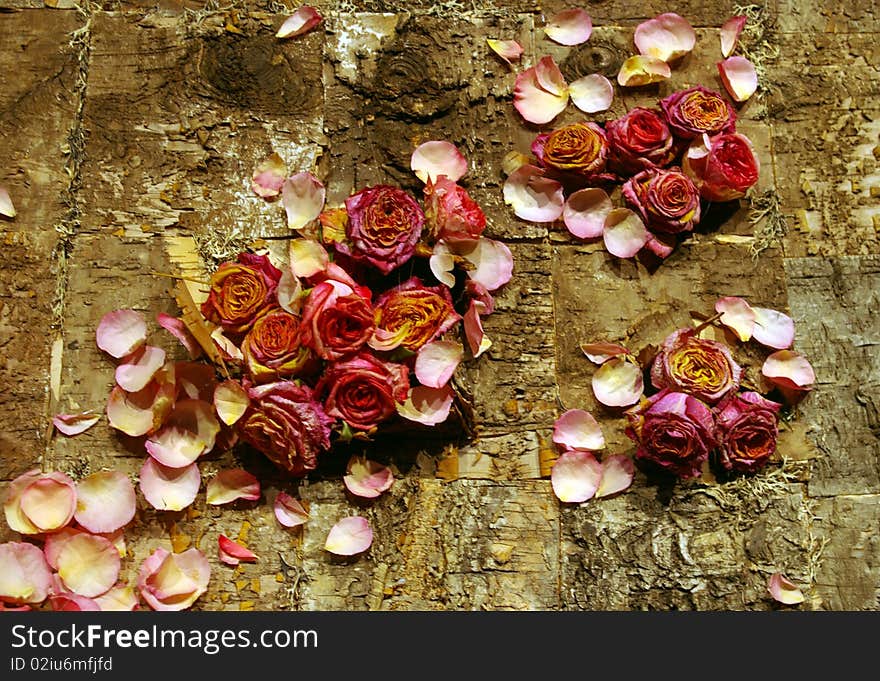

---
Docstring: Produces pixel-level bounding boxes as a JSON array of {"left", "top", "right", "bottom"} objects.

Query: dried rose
[
  {"left": 606, "top": 107, "right": 676, "bottom": 175},
  {"left": 531, "top": 121, "right": 610, "bottom": 181},
  {"left": 300, "top": 278, "right": 374, "bottom": 361},
  {"left": 715, "top": 391, "right": 781, "bottom": 473},
  {"left": 625, "top": 389, "right": 716, "bottom": 478},
  {"left": 651, "top": 328, "right": 742, "bottom": 403},
  {"left": 374, "top": 277, "right": 460, "bottom": 352},
  {"left": 337, "top": 185, "right": 425, "bottom": 274},
  {"left": 622, "top": 167, "right": 701, "bottom": 235},
  {"left": 423, "top": 176, "right": 486, "bottom": 242},
  {"left": 201, "top": 253, "right": 282, "bottom": 335},
  {"left": 241, "top": 309, "right": 312, "bottom": 382},
  {"left": 316, "top": 353, "right": 409, "bottom": 432},
  {"left": 683, "top": 132, "right": 760, "bottom": 202},
  {"left": 660, "top": 86, "right": 736, "bottom": 140}
]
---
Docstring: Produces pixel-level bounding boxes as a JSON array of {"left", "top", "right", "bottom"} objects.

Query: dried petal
[
  {"left": 138, "top": 548, "right": 210, "bottom": 612},
  {"left": 106, "top": 375, "right": 175, "bottom": 438},
  {"left": 276, "top": 6, "right": 322, "bottom": 39},
  {"left": 51, "top": 593, "right": 101, "bottom": 611},
  {"left": 324, "top": 516, "right": 373, "bottom": 556},
  {"left": 290, "top": 238, "right": 329, "bottom": 278},
  {"left": 94, "top": 584, "right": 139, "bottom": 611},
  {"left": 145, "top": 400, "right": 220, "bottom": 468},
  {"left": 96, "top": 309, "right": 147, "bottom": 359},
  {"left": 411, "top": 141, "right": 468, "bottom": 184},
  {"left": 343, "top": 456, "right": 394, "bottom": 499},
  {"left": 53, "top": 411, "right": 100, "bottom": 436},
  {"left": 115, "top": 345, "right": 167, "bottom": 392},
  {"left": 718, "top": 56, "right": 758, "bottom": 102},
  {"left": 218, "top": 535, "right": 258, "bottom": 566},
  {"left": 563, "top": 188, "right": 612, "bottom": 239},
  {"left": 415, "top": 340, "right": 463, "bottom": 389},
  {"left": 721, "top": 15, "right": 747, "bottom": 58},
  {"left": 277, "top": 268, "right": 304, "bottom": 315},
  {"left": 0, "top": 185, "right": 15, "bottom": 218},
  {"left": 768, "top": 572, "right": 805, "bottom": 605},
  {"left": 214, "top": 380, "right": 250, "bottom": 426},
  {"left": 56, "top": 533, "right": 120, "bottom": 598},
  {"left": 580, "top": 342, "right": 629, "bottom": 364},
  {"left": 536, "top": 55, "right": 567, "bottom": 95},
  {"left": 274, "top": 492, "right": 309, "bottom": 528},
  {"left": 634, "top": 13, "right": 696, "bottom": 62},
  {"left": 762, "top": 351, "right": 815, "bottom": 390},
  {"left": 752, "top": 307, "right": 795, "bottom": 349},
  {"left": 19, "top": 472, "right": 77, "bottom": 533},
  {"left": 74, "top": 471, "right": 136, "bottom": 534},
  {"left": 595, "top": 454, "right": 635, "bottom": 498},
  {"left": 251, "top": 152, "right": 286, "bottom": 198},
  {"left": 503, "top": 165, "right": 565, "bottom": 223},
  {"left": 487, "top": 38, "right": 523, "bottom": 65},
  {"left": 429, "top": 241, "right": 456, "bottom": 288},
  {"left": 0, "top": 542, "right": 53, "bottom": 605},
  {"left": 569, "top": 73, "right": 613, "bottom": 113},
  {"left": 513, "top": 57, "right": 569, "bottom": 124},
  {"left": 715, "top": 296, "right": 756, "bottom": 341},
  {"left": 592, "top": 357, "right": 644, "bottom": 407},
  {"left": 544, "top": 8, "right": 593, "bottom": 46},
  {"left": 463, "top": 300, "right": 492, "bottom": 358},
  {"left": 551, "top": 450, "right": 603, "bottom": 503},
  {"left": 457, "top": 237, "right": 513, "bottom": 292},
  {"left": 206, "top": 468, "right": 260, "bottom": 505},
  {"left": 603, "top": 208, "right": 649, "bottom": 258},
  {"left": 617, "top": 55, "right": 671, "bottom": 87},
  {"left": 139, "top": 459, "right": 200, "bottom": 512},
  {"left": 553, "top": 409, "right": 605, "bottom": 451},
  {"left": 282, "top": 172, "right": 325, "bottom": 231},
  {"left": 397, "top": 385, "right": 454, "bottom": 426},
  {"left": 157, "top": 312, "right": 202, "bottom": 359}
]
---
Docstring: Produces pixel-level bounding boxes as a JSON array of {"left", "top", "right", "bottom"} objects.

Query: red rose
[
  {"left": 531, "top": 122, "right": 611, "bottom": 181},
  {"left": 660, "top": 86, "right": 737, "bottom": 140},
  {"left": 300, "top": 278, "right": 374, "bottom": 361},
  {"left": 201, "top": 253, "right": 281, "bottom": 335},
  {"left": 423, "top": 177, "right": 486, "bottom": 242},
  {"left": 715, "top": 391, "right": 781, "bottom": 473},
  {"left": 241, "top": 309, "right": 312, "bottom": 382},
  {"left": 683, "top": 132, "right": 760, "bottom": 202},
  {"left": 374, "top": 277, "right": 460, "bottom": 352},
  {"left": 606, "top": 107, "right": 676, "bottom": 175},
  {"left": 622, "top": 167, "right": 701, "bottom": 235},
  {"left": 651, "top": 328, "right": 742, "bottom": 404}
]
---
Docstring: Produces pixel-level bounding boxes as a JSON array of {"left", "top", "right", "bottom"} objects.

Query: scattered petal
[
  {"left": 563, "top": 188, "right": 612, "bottom": 239},
  {"left": 768, "top": 572, "right": 805, "bottom": 605},
  {"left": 106, "top": 376, "right": 175, "bottom": 438},
  {"left": 617, "top": 55, "right": 671, "bottom": 87},
  {"left": 157, "top": 312, "right": 202, "bottom": 359},
  {"left": 251, "top": 152, "right": 286, "bottom": 198},
  {"left": 51, "top": 593, "right": 100, "bottom": 611},
  {"left": 463, "top": 300, "right": 492, "bottom": 358},
  {"left": 56, "top": 533, "right": 120, "bottom": 598},
  {"left": 592, "top": 357, "right": 644, "bottom": 407},
  {"left": 115, "top": 345, "right": 167, "bottom": 392},
  {"left": 206, "top": 468, "right": 260, "bottom": 506},
  {"left": 0, "top": 542, "right": 53, "bottom": 604},
  {"left": 282, "top": 172, "right": 325, "bottom": 230},
  {"left": 580, "top": 342, "right": 630, "bottom": 364},
  {"left": 411, "top": 141, "right": 468, "bottom": 184},
  {"left": 551, "top": 450, "right": 603, "bottom": 503},
  {"left": 721, "top": 15, "right": 747, "bottom": 58},
  {"left": 19, "top": 472, "right": 77, "bottom": 533},
  {"left": 595, "top": 454, "right": 635, "bottom": 498},
  {"left": 634, "top": 13, "right": 696, "bottom": 62},
  {"left": 139, "top": 459, "right": 200, "bottom": 512},
  {"left": 569, "top": 73, "right": 613, "bottom": 113},
  {"left": 762, "top": 351, "right": 815, "bottom": 392},
  {"left": 458, "top": 237, "right": 514, "bottom": 291},
  {"left": 53, "top": 411, "right": 100, "bottom": 436},
  {"left": 274, "top": 492, "right": 309, "bottom": 528},
  {"left": 544, "top": 8, "right": 593, "bottom": 46},
  {"left": 536, "top": 55, "right": 567, "bottom": 94},
  {"left": 218, "top": 535, "right": 258, "bottom": 566},
  {"left": 145, "top": 400, "right": 220, "bottom": 468},
  {"left": 429, "top": 241, "right": 456, "bottom": 288},
  {"left": 0, "top": 185, "right": 15, "bottom": 218},
  {"left": 138, "top": 548, "right": 210, "bottom": 611},
  {"left": 752, "top": 307, "right": 795, "bottom": 349},
  {"left": 553, "top": 409, "right": 605, "bottom": 451},
  {"left": 324, "top": 516, "right": 373, "bottom": 556},
  {"left": 94, "top": 584, "right": 139, "bottom": 611},
  {"left": 415, "top": 340, "right": 463, "bottom": 389},
  {"left": 715, "top": 296, "right": 756, "bottom": 341},
  {"left": 277, "top": 268, "right": 304, "bottom": 315},
  {"left": 74, "top": 471, "right": 136, "bottom": 534},
  {"left": 214, "top": 380, "right": 250, "bottom": 426},
  {"left": 718, "top": 56, "right": 758, "bottom": 102},
  {"left": 487, "top": 38, "right": 523, "bottom": 65},
  {"left": 397, "top": 385, "right": 455, "bottom": 426},
  {"left": 276, "top": 6, "right": 322, "bottom": 39},
  {"left": 4, "top": 470, "right": 44, "bottom": 535},
  {"left": 96, "top": 309, "right": 147, "bottom": 359},
  {"left": 503, "top": 165, "right": 565, "bottom": 222},
  {"left": 290, "top": 238, "right": 329, "bottom": 278},
  {"left": 513, "top": 57, "right": 569, "bottom": 124},
  {"left": 343, "top": 456, "right": 394, "bottom": 499},
  {"left": 603, "top": 208, "right": 649, "bottom": 258}
]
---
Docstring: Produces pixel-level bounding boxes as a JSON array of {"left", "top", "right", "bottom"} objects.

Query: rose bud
[
  {"left": 301, "top": 278, "right": 375, "bottom": 361},
  {"left": 715, "top": 391, "right": 781, "bottom": 473},
  {"left": 423, "top": 177, "right": 486, "bottom": 243},
  {"left": 374, "top": 277, "right": 461, "bottom": 352},
  {"left": 337, "top": 185, "right": 425, "bottom": 275},
  {"left": 201, "top": 253, "right": 282, "bottom": 335},
  {"left": 651, "top": 328, "right": 742, "bottom": 404},
  {"left": 531, "top": 121, "right": 611, "bottom": 182},
  {"left": 606, "top": 107, "right": 676, "bottom": 175},
  {"left": 625, "top": 390, "right": 716, "bottom": 479},
  {"left": 622, "top": 167, "right": 701, "bottom": 235},
  {"left": 237, "top": 381, "right": 333, "bottom": 477},
  {"left": 683, "top": 132, "right": 760, "bottom": 202},
  {"left": 316, "top": 352, "right": 410, "bottom": 432},
  {"left": 241, "top": 309, "right": 313, "bottom": 383},
  {"left": 659, "top": 86, "right": 737, "bottom": 140}
]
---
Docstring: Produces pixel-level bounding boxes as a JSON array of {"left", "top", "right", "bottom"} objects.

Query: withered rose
[
  {"left": 300, "top": 279, "right": 374, "bottom": 361},
  {"left": 237, "top": 381, "right": 332, "bottom": 477},
  {"left": 622, "top": 167, "right": 701, "bottom": 235},
  {"left": 606, "top": 107, "right": 676, "bottom": 175},
  {"left": 241, "top": 309, "right": 312, "bottom": 383},
  {"left": 715, "top": 391, "right": 781, "bottom": 473},
  {"left": 625, "top": 389, "right": 716, "bottom": 479},
  {"left": 683, "top": 132, "right": 760, "bottom": 202},
  {"left": 374, "top": 277, "right": 460, "bottom": 352},
  {"left": 660, "top": 86, "right": 737, "bottom": 140},
  {"left": 316, "top": 352, "right": 409, "bottom": 432},
  {"left": 423, "top": 177, "right": 486, "bottom": 243},
  {"left": 338, "top": 185, "right": 425, "bottom": 274},
  {"left": 651, "top": 328, "right": 742, "bottom": 403},
  {"left": 201, "top": 253, "right": 282, "bottom": 334},
  {"left": 532, "top": 122, "right": 610, "bottom": 180}
]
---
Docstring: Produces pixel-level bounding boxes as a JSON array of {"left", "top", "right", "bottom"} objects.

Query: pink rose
[
  {"left": 660, "top": 86, "right": 737, "bottom": 140},
  {"left": 715, "top": 391, "right": 781, "bottom": 473},
  {"left": 606, "top": 107, "right": 676, "bottom": 175},
  {"left": 683, "top": 132, "right": 760, "bottom": 202},
  {"left": 651, "top": 328, "right": 742, "bottom": 404},
  {"left": 622, "top": 167, "right": 701, "bottom": 235},
  {"left": 300, "top": 278, "right": 375, "bottom": 361},
  {"left": 423, "top": 177, "right": 486, "bottom": 242}
]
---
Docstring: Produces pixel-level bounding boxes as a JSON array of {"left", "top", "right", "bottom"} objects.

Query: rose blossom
[
  {"left": 625, "top": 389, "right": 716, "bottom": 479},
  {"left": 241, "top": 309, "right": 312, "bottom": 382},
  {"left": 606, "top": 107, "right": 676, "bottom": 175},
  {"left": 531, "top": 122, "right": 610, "bottom": 181},
  {"left": 683, "top": 132, "right": 760, "bottom": 202},
  {"left": 237, "top": 381, "right": 332, "bottom": 477},
  {"left": 660, "top": 86, "right": 737, "bottom": 139},
  {"left": 622, "top": 167, "right": 701, "bottom": 235},
  {"left": 715, "top": 391, "right": 781, "bottom": 473},
  {"left": 651, "top": 328, "right": 742, "bottom": 403},
  {"left": 374, "top": 277, "right": 460, "bottom": 352},
  {"left": 201, "top": 253, "right": 282, "bottom": 334},
  {"left": 300, "top": 278, "right": 374, "bottom": 361},
  {"left": 423, "top": 176, "right": 486, "bottom": 242},
  {"left": 338, "top": 185, "right": 425, "bottom": 274},
  {"left": 316, "top": 353, "right": 409, "bottom": 431}
]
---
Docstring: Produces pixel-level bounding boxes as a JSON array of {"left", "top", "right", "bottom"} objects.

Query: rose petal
[
  {"left": 115, "top": 345, "right": 167, "bottom": 392},
  {"left": 290, "top": 238, "right": 329, "bottom": 278},
  {"left": 553, "top": 409, "right": 605, "bottom": 451},
  {"left": 768, "top": 572, "right": 805, "bottom": 605},
  {"left": 617, "top": 55, "right": 671, "bottom": 87},
  {"left": 51, "top": 593, "right": 101, "bottom": 611},
  {"left": 715, "top": 296, "right": 756, "bottom": 341},
  {"left": 603, "top": 208, "right": 649, "bottom": 258},
  {"left": 551, "top": 450, "right": 603, "bottom": 503},
  {"left": 343, "top": 456, "right": 394, "bottom": 499},
  {"left": 592, "top": 357, "right": 644, "bottom": 407},
  {"left": 0, "top": 542, "right": 53, "bottom": 604},
  {"left": 206, "top": 469, "right": 260, "bottom": 506},
  {"left": 718, "top": 56, "right": 758, "bottom": 102},
  {"left": 277, "top": 268, "right": 304, "bottom": 315},
  {"left": 56, "top": 533, "right": 120, "bottom": 598},
  {"left": 324, "top": 516, "right": 373, "bottom": 556},
  {"left": 487, "top": 38, "right": 523, "bottom": 65},
  {"left": 752, "top": 307, "right": 795, "bottom": 349},
  {"left": 138, "top": 548, "right": 210, "bottom": 612},
  {"left": 19, "top": 472, "right": 77, "bottom": 532},
  {"left": 282, "top": 172, "right": 325, "bottom": 230},
  {"left": 139, "top": 459, "right": 200, "bottom": 512},
  {"left": 214, "top": 380, "right": 250, "bottom": 426},
  {"left": 503, "top": 165, "right": 565, "bottom": 223},
  {"left": 145, "top": 400, "right": 220, "bottom": 468},
  {"left": 762, "top": 351, "right": 816, "bottom": 389},
  {"left": 251, "top": 152, "right": 286, "bottom": 198},
  {"left": 595, "top": 454, "right": 635, "bottom": 498},
  {"left": 156, "top": 312, "right": 202, "bottom": 359},
  {"left": 96, "top": 309, "right": 147, "bottom": 359},
  {"left": 429, "top": 241, "right": 456, "bottom": 288},
  {"left": 4, "top": 470, "right": 44, "bottom": 535},
  {"left": 634, "top": 13, "right": 696, "bottom": 62},
  {"left": 106, "top": 375, "right": 175, "bottom": 438},
  {"left": 218, "top": 535, "right": 258, "bottom": 566},
  {"left": 53, "top": 411, "right": 100, "bottom": 436},
  {"left": 397, "top": 385, "right": 455, "bottom": 426},
  {"left": 569, "top": 73, "right": 613, "bottom": 114},
  {"left": 544, "top": 8, "right": 593, "bottom": 46},
  {"left": 502, "top": 151, "right": 531, "bottom": 176},
  {"left": 513, "top": 58, "right": 569, "bottom": 124},
  {"left": 411, "top": 141, "right": 468, "bottom": 184},
  {"left": 459, "top": 238, "right": 514, "bottom": 291},
  {"left": 721, "top": 15, "right": 747, "bottom": 58},
  {"left": 274, "top": 492, "right": 309, "bottom": 528},
  {"left": 563, "top": 188, "right": 612, "bottom": 239},
  {"left": 0, "top": 185, "right": 15, "bottom": 218},
  {"left": 463, "top": 300, "right": 492, "bottom": 358},
  {"left": 94, "top": 584, "right": 139, "bottom": 611},
  {"left": 415, "top": 340, "right": 463, "bottom": 389},
  {"left": 74, "top": 471, "right": 136, "bottom": 534},
  {"left": 580, "top": 342, "right": 630, "bottom": 364},
  {"left": 276, "top": 6, "right": 322, "bottom": 39}
]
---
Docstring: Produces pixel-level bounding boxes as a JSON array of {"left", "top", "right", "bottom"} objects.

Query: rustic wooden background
[{"left": 1, "top": 0, "right": 877, "bottom": 610}]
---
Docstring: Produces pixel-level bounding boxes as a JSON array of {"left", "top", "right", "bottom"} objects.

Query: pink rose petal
[
  {"left": 0, "top": 185, "right": 15, "bottom": 218},
  {"left": 569, "top": 73, "right": 613, "bottom": 114},
  {"left": 115, "top": 345, "right": 167, "bottom": 392},
  {"left": 718, "top": 56, "right": 758, "bottom": 102},
  {"left": 553, "top": 409, "right": 605, "bottom": 451},
  {"left": 503, "top": 165, "right": 565, "bottom": 223},
  {"left": 580, "top": 342, "right": 629, "bottom": 364},
  {"left": 56, "top": 533, "right": 120, "bottom": 598},
  {"left": 458, "top": 237, "right": 514, "bottom": 292},
  {"left": 544, "top": 8, "right": 593, "bottom": 46},
  {"left": 551, "top": 450, "right": 603, "bottom": 503},
  {"left": 634, "top": 13, "right": 696, "bottom": 62},
  {"left": 206, "top": 468, "right": 260, "bottom": 506},
  {"left": 19, "top": 472, "right": 77, "bottom": 533},
  {"left": 411, "top": 141, "right": 468, "bottom": 184},
  {"left": 563, "top": 188, "right": 612, "bottom": 239},
  {"left": 251, "top": 152, "right": 286, "bottom": 198},
  {"left": 721, "top": 15, "right": 747, "bottom": 58},
  {"left": 274, "top": 492, "right": 309, "bottom": 528},
  {"left": 535, "top": 55, "right": 567, "bottom": 95},
  {"left": 282, "top": 172, "right": 325, "bottom": 231},
  {"left": 157, "top": 312, "right": 202, "bottom": 359},
  {"left": 603, "top": 208, "right": 649, "bottom": 258},
  {"left": 463, "top": 300, "right": 492, "bottom": 358},
  {"left": 762, "top": 351, "right": 815, "bottom": 390},
  {"left": 617, "top": 55, "right": 671, "bottom": 87},
  {"left": 4, "top": 469, "right": 43, "bottom": 535},
  {"left": 94, "top": 584, "right": 139, "bottom": 611},
  {"left": 214, "top": 380, "right": 250, "bottom": 426},
  {"left": 139, "top": 459, "right": 200, "bottom": 512},
  {"left": 513, "top": 57, "right": 569, "bottom": 124},
  {"left": 592, "top": 357, "right": 644, "bottom": 407},
  {"left": 415, "top": 340, "right": 463, "bottom": 389},
  {"left": 276, "top": 6, "right": 322, "bottom": 39},
  {"left": 145, "top": 400, "right": 220, "bottom": 468},
  {"left": 218, "top": 535, "right": 258, "bottom": 566},
  {"left": 277, "top": 268, "right": 304, "bottom": 315},
  {"left": 51, "top": 593, "right": 101, "bottom": 611},
  {"left": 96, "top": 309, "right": 147, "bottom": 359},
  {"left": 324, "top": 516, "right": 373, "bottom": 556},
  {"left": 290, "top": 238, "right": 329, "bottom": 278},
  {"left": 429, "top": 241, "right": 456, "bottom": 288},
  {"left": 106, "top": 374, "right": 175, "bottom": 438},
  {"left": 53, "top": 411, "right": 101, "bottom": 436},
  {"left": 0, "top": 542, "right": 53, "bottom": 605},
  {"left": 595, "top": 454, "right": 635, "bottom": 498},
  {"left": 752, "top": 307, "right": 795, "bottom": 349},
  {"left": 138, "top": 548, "right": 210, "bottom": 612},
  {"left": 768, "top": 572, "right": 805, "bottom": 605},
  {"left": 715, "top": 296, "right": 756, "bottom": 342},
  {"left": 74, "top": 471, "right": 136, "bottom": 534},
  {"left": 343, "top": 456, "right": 394, "bottom": 499},
  {"left": 487, "top": 38, "right": 523, "bottom": 65},
  {"left": 397, "top": 385, "right": 455, "bottom": 426},
  {"left": 43, "top": 527, "right": 82, "bottom": 569}
]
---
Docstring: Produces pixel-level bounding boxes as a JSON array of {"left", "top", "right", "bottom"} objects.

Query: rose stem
[{"left": 693, "top": 311, "right": 724, "bottom": 334}]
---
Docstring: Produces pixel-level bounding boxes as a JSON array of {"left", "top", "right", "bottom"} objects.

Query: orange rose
[
  {"left": 374, "top": 277, "right": 460, "bottom": 352},
  {"left": 241, "top": 309, "right": 312, "bottom": 383},
  {"left": 532, "top": 122, "right": 609, "bottom": 179},
  {"left": 201, "top": 253, "right": 281, "bottom": 335},
  {"left": 651, "top": 328, "right": 742, "bottom": 403}
]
